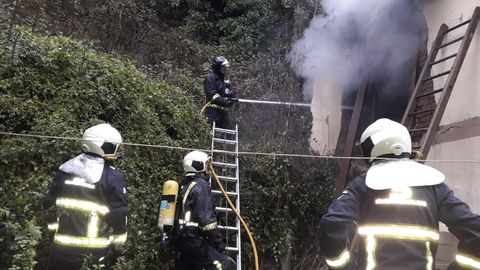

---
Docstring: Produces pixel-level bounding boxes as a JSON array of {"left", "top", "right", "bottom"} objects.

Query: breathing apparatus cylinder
[{"left": 158, "top": 180, "right": 179, "bottom": 235}]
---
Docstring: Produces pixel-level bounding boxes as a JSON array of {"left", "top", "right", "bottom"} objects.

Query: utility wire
[{"left": 2, "top": 131, "right": 480, "bottom": 164}]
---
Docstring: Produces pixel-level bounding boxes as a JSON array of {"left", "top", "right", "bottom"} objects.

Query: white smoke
[{"left": 289, "top": 0, "right": 423, "bottom": 100}]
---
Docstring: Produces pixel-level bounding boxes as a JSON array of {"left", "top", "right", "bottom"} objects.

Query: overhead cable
[{"left": 1, "top": 131, "right": 480, "bottom": 164}]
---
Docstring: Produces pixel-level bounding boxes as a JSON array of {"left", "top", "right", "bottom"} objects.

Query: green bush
[
  {"left": 1, "top": 1, "right": 337, "bottom": 268},
  {"left": 0, "top": 29, "right": 210, "bottom": 269},
  {"left": 239, "top": 147, "right": 335, "bottom": 269}
]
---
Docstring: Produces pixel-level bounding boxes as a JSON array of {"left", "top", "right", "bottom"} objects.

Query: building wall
[
  {"left": 421, "top": 1, "right": 480, "bottom": 268},
  {"left": 310, "top": 81, "right": 343, "bottom": 155},
  {"left": 422, "top": 0, "right": 480, "bottom": 213}
]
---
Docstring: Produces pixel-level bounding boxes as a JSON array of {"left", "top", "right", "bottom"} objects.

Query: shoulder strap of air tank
[{"left": 181, "top": 181, "right": 197, "bottom": 214}]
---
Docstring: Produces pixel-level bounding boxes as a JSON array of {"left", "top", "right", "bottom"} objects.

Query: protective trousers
[
  {"left": 47, "top": 244, "right": 107, "bottom": 270},
  {"left": 205, "top": 108, "right": 231, "bottom": 130},
  {"left": 175, "top": 237, "right": 230, "bottom": 270}
]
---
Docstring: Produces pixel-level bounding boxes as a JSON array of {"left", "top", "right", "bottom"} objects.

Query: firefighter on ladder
[
  {"left": 44, "top": 123, "right": 128, "bottom": 269},
  {"left": 320, "top": 119, "right": 480, "bottom": 270},
  {"left": 203, "top": 56, "right": 236, "bottom": 129},
  {"left": 173, "top": 150, "right": 230, "bottom": 270}
]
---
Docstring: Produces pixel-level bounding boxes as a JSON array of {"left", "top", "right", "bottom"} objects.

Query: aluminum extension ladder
[
  {"left": 210, "top": 122, "right": 241, "bottom": 270},
  {"left": 402, "top": 7, "right": 480, "bottom": 158}
]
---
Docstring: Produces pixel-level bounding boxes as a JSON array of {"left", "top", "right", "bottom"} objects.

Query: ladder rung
[
  {"left": 409, "top": 128, "right": 428, "bottom": 133},
  {"left": 408, "top": 108, "right": 435, "bottom": 116},
  {"left": 216, "top": 207, "right": 233, "bottom": 213},
  {"left": 437, "top": 36, "right": 464, "bottom": 49},
  {"left": 445, "top": 19, "right": 471, "bottom": 33},
  {"left": 423, "top": 70, "right": 451, "bottom": 81},
  {"left": 430, "top": 53, "right": 457, "bottom": 66},
  {"left": 212, "top": 162, "right": 237, "bottom": 168},
  {"left": 212, "top": 150, "right": 237, "bottom": 156},
  {"left": 213, "top": 138, "right": 237, "bottom": 145},
  {"left": 218, "top": 176, "right": 238, "bottom": 182},
  {"left": 218, "top": 225, "right": 239, "bottom": 231},
  {"left": 214, "top": 128, "right": 237, "bottom": 135},
  {"left": 416, "top": 88, "right": 444, "bottom": 99},
  {"left": 212, "top": 190, "right": 238, "bottom": 196},
  {"left": 226, "top": 247, "right": 239, "bottom": 252}
]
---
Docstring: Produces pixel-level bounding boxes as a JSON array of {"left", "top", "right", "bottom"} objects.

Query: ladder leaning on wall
[
  {"left": 402, "top": 6, "right": 480, "bottom": 159},
  {"left": 210, "top": 122, "right": 242, "bottom": 270}
]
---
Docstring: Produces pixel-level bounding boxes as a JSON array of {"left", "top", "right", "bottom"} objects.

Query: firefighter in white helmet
[
  {"left": 320, "top": 118, "right": 480, "bottom": 269},
  {"left": 44, "top": 123, "right": 128, "bottom": 269},
  {"left": 172, "top": 150, "right": 230, "bottom": 270}
]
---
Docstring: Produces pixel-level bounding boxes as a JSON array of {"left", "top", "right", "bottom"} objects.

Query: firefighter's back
[{"left": 356, "top": 176, "right": 441, "bottom": 270}]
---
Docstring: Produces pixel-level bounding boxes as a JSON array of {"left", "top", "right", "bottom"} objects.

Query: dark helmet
[{"left": 212, "top": 56, "right": 230, "bottom": 71}]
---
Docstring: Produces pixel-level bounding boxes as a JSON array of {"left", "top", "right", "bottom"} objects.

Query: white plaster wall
[
  {"left": 422, "top": 0, "right": 480, "bottom": 213},
  {"left": 423, "top": 0, "right": 480, "bottom": 124},
  {"left": 310, "top": 81, "right": 343, "bottom": 154}
]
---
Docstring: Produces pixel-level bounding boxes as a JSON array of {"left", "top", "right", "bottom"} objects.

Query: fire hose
[
  {"left": 209, "top": 163, "right": 260, "bottom": 270},
  {"left": 200, "top": 98, "right": 354, "bottom": 113}
]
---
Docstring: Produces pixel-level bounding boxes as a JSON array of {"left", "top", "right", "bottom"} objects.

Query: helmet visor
[
  {"left": 101, "top": 142, "right": 118, "bottom": 155},
  {"left": 361, "top": 136, "right": 374, "bottom": 159}
]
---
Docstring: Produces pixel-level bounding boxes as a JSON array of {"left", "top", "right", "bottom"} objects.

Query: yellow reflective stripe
[
  {"left": 208, "top": 104, "right": 229, "bottom": 111},
  {"left": 56, "top": 198, "right": 109, "bottom": 215},
  {"left": 365, "top": 235, "right": 377, "bottom": 270},
  {"left": 184, "top": 211, "right": 191, "bottom": 222},
  {"left": 213, "top": 260, "right": 223, "bottom": 270},
  {"left": 456, "top": 254, "right": 480, "bottom": 269},
  {"left": 358, "top": 225, "right": 439, "bottom": 241},
  {"left": 87, "top": 212, "right": 99, "bottom": 238},
  {"left": 54, "top": 234, "right": 111, "bottom": 248},
  {"left": 325, "top": 249, "right": 350, "bottom": 268},
  {"left": 375, "top": 198, "right": 427, "bottom": 207},
  {"left": 212, "top": 93, "right": 221, "bottom": 101},
  {"left": 426, "top": 242, "right": 433, "bottom": 270},
  {"left": 179, "top": 221, "right": 199, "bottom": 227},
  {"left": 54, "top": 233, "right": 127, "bottom": 247},
  {"left": 201, "top": 222, "right": 218, "bottom": 231},
  {"left": 179, "top": 219, "right": 199, "bottom": 227},
  {"left": 65, "top": 177, "right": 95, "bottom": 189},
  {"left": 47, "top": 223, "right": 58, "bottom": 231},
  {"left": 359, "top": 225, "right": 438, "bottom": 269},
  {"left": 180, "top": 211, "right": 199, "bottom": 227},
  {"left": 375, "top": 187, "right": 427, "bottom": 207},
  {"left": 110, "top": 233, "right": 127, "bottom": 244},
  {"left": 182, "top": 183, "right": 197, "bottom": 214}
]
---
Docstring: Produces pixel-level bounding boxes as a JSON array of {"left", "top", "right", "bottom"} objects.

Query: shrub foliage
[
  {"left": 1, "top": 1, "right": 336, "bottom": 269},
  {"left": 0, "top": 29, "right": 210, "bottom": 269}
]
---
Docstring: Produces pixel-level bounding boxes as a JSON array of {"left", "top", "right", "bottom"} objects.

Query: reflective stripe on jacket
[
  {"left": 45, "top": 165, "right": 128, "bottom": 250},
  {"left": 320, "top": 173, "right": 480, "bottom": 269}
]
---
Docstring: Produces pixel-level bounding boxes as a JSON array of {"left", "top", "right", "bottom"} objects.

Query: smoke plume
[{"left": 289, "top": 0, "right": 425, "bottom": 101}]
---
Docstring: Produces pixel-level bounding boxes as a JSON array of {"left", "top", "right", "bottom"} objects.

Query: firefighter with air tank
[
  {"left": 159, "top": 150, "right": 230, "bottom": 270},
  {"left": 320, "top": 119, "right": 480, "bottom": 270}
]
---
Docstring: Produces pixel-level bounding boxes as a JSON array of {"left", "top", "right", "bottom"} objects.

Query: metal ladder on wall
[
  {"left": 210, "top": 122, "right": 241, "bottom": 270},
  {"left": 402, "top": 7, "right": 480, "bottom": 158}
]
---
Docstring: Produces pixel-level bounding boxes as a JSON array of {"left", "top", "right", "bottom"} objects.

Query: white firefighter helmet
[
  {"left": 183, "top": 151, "right": 210, "bottom": 173},
  {"left": 81, "top": 123, "right": 123, "bottom": 160},
  {"left": 360, "top": 118, "right": 412, "bottom": 162}
]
